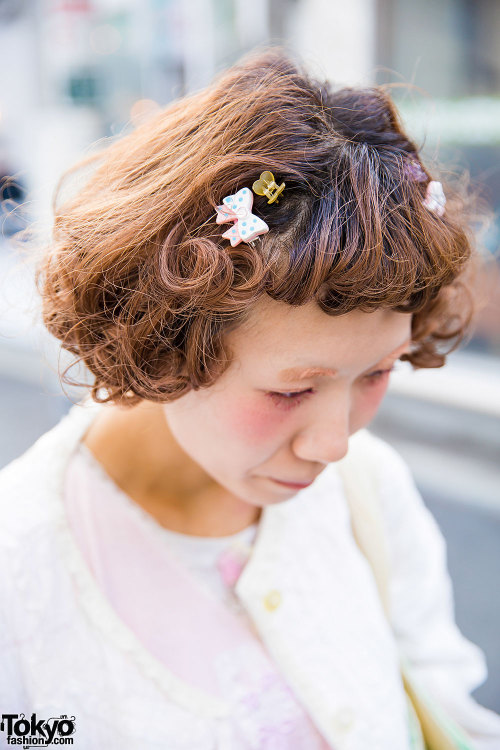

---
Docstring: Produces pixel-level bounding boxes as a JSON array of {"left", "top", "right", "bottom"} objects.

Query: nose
[{"left": 291, "top": 397, "right": 350, "bottom": 465}]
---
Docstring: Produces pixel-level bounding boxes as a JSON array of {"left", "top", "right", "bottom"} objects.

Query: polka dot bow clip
[
  {"left": 215, "top": 171, "right": 285, "bottom": 247},
  {"left": 422, "top": 180, "right": 446, "bottom": 217},
  {"left": 404, "top": 158, "right": 447, "bottom": 217}
]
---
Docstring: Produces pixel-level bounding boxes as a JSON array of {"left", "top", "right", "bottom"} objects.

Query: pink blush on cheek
[
  {"left": 221, "top": 398, "right": 287, "bottom": 445},
  {"left": 360, "top": 380, "right": 390, "bottom": 421}
]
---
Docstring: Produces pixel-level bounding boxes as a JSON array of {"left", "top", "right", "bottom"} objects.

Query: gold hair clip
[{"left": 252, "top": 171, "right": 285, "bottom": 204}]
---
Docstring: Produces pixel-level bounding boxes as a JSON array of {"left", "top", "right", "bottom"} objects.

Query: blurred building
[{"left": 376, "top": 0, "right": 500, "bottom": 355}]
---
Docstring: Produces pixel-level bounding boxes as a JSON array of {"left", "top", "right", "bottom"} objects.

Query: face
[{"left": 163, "top": 296, "right": 412, "bottom": 508}]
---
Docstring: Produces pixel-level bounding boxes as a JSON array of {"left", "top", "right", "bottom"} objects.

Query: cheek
[
  {"left": 355, "top": 380, "right": 390, "bottom": 421},
  {"left": 221, "top": 395, "right": 287, "bottom": 445}
]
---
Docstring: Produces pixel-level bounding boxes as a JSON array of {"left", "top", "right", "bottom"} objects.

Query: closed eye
[
  {"left": 364, "top": 366, "right": 395, "bottom": 381},
  {"left": 266, "top": 388, "right": 314, "bottom": 409},
  {"left": 266, "top": 365, "right": 397, "bottom": 409},
  {"left": 271, "top": 389, "right": 313, "bottom": 399}
]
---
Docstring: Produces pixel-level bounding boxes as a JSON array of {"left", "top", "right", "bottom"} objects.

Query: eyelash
[{"left": 267, "top": 367, "right": 396, "bottom": 409}]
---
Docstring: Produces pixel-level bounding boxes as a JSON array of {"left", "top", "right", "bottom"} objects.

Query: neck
[{"left": 82, "top": 399, "right": 261, "bottom": 536}]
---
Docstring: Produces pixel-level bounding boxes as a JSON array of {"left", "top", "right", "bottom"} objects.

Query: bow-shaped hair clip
[
  {"left": 215, "top": 187, "right": 269, "bottom": 247},
  {"left": 404, "top": 156, "right": 446, "bottom": 217},
  {"left": 422, "top": 180, "right": 446, "bottom": 217}
]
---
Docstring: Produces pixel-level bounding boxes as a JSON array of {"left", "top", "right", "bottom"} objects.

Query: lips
[{"left": 269, "top": 477, "right": 315, "bottom": 489}]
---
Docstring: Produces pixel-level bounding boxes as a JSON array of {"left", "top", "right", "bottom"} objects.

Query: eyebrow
[
  {"left": 278, "top": 366, "right": 338, "bottom": 383},
  {"left": 277, "top": 339, "right": 411, "bottom": 383}
]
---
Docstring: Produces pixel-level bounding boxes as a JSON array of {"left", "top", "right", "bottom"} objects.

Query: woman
[{"left": 1, "top": 48, "right": 499, "bottom": 749}]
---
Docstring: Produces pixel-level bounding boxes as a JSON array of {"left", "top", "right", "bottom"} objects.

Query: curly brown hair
[{"left": 37, "top": 47, "right": 481, "bottom": 407}]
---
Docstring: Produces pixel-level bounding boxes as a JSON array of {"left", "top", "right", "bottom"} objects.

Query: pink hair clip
[
  {"left": 215, "top": 187, "right": 269, "bottom": 247},
  {"left": 422, "top": 180, "right": 446, "bottom": 217},
  {"left": 404, "top": 157, "right": 446, "bottom": 217}
]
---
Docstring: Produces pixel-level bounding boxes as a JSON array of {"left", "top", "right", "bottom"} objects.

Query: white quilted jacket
[{"left": 0, "top": 399, "right": 499, "bottom": 749}]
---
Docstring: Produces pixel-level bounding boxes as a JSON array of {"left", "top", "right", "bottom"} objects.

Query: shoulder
[
  {"left": 347, "top": 427, "right": 412, "bottom": 477},
  {"left": 297, "top": 428, "right": 417, "bottom": 527},
  {"left": 0, "top": 439, "right": 57, "bottom": 549},
  {"left": 347, "top": 428, "right": 428, "bottom": 515},
  {"left": 339, "top": 428, "right": 444, "bottom": 560},
  {"left": 0, "top": 399, "right": 104, "bottom": 549},
  {"left": 350, "top": 431, "right": 450, "bottom": 595}
]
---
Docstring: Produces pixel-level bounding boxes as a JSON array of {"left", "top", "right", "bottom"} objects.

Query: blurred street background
[{"left": 1, "top": 0, "right": 499, "bottom": 712}]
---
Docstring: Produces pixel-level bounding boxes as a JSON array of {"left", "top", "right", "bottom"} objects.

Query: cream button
[
  {"left": 263, "top": 590, "right": 282, "bottom": 611},
  {"left": 332, "top": 706, "right": 356, "bottom": 733}
]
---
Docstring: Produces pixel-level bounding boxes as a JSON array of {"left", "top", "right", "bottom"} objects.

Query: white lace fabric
[{"left": 61, "top": 441, "right": 331, "bottom": 749}]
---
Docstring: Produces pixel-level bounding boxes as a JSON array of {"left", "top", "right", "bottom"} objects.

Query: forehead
[{"left": 226, "top": 296, "right": 412, "bottom": 375}]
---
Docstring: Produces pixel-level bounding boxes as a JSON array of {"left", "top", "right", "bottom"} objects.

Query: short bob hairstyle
[{"left": 38, "top": 48, "right": 479, "bottom": 407}]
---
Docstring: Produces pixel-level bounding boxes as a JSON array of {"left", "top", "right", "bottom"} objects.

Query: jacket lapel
[{"left": 235, "top": 464, "right": 411, "bottom": 750}]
